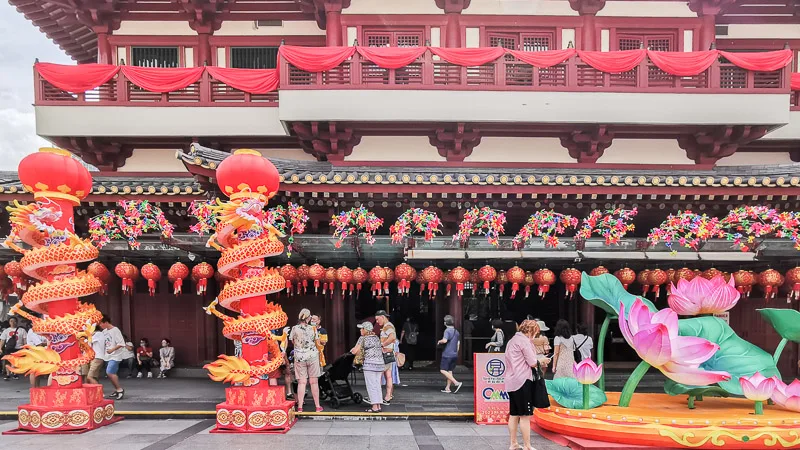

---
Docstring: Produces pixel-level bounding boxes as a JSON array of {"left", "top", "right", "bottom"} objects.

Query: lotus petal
[
  {"left": 574, "top": 359, "right": 602, "bottom": 385},
  {"left": 671, "top": 336, "right": 720, "bottom": 365},
  {"left": 628, "top": 299, "right": 654, "bottom": 335},
  {"left": 661, "top": 361, "right": 732, "bottom": 386},
  {"left": 632, "top": 323, "right": 673, "bottom": 367},
  {"left": 652, "top": 308, "right": 679, "bottom": 339},
  {"left": 667, "top": 291, "right": 701, "bottom": 316},
  {"left": 702, "top": 279, "right": 739, "bottom": 314},
  {"left": 740, "top": 372, "right": 776, "bottom": 401}
]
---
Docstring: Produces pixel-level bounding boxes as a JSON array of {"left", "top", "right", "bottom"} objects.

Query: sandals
[
  {"left": 316, "top": 406, "right": 324, "bottom": 412},
  {"left": 365, "top": 408, "right": 381, "bottom": 413}
]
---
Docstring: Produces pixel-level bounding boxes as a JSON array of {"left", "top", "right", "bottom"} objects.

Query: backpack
[
  {"left": 3, "top": 328, "right": 21, "bottom": 354},
  {"left": 573, "top": 336, "right": 589, "bottom": 363},
  {"left": 406, "top": 324, "right": 419, "bottom": 346}
]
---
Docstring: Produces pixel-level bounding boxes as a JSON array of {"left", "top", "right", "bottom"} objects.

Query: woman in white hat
[
  {"left": 290, "top": 308, "right": 322, "bottom": 412},
  {"left": 351, "top": 321, "right": 384, "bottom": 412},
  {"left": 532, "top": 319, "right": 551, "bottom": 374}
]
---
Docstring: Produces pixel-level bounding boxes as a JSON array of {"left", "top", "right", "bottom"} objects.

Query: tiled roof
[{"left": 0, "top": 173, "right": 203, "bottom": 197}]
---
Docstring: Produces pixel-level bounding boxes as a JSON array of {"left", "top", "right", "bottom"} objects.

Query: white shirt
[
  {"left": 104, "top": 327, "right": 126, "bottom": 361},
  {"left": 27, "top": 330, "right": 47, "bottom": 346},
  {"left": 554, "top": 335, "right": 575, "bottom": 350},
  {"left": 120, "top": 341, "right": 135, "bottom": 360},
  {"left": 1, "top": 326, "right": 27, "bottom": 349},
  {"left": 573, "top": 334, "right": 594, "bottom": 361},
  {"left": 91, "top": 331, "right": 107, "bottom": 361}
]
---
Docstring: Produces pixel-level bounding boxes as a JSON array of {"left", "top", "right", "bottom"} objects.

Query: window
[
  {"left": 130, "top": 47, "right": 179, "bottom": 67},
  {"left": 230, "top": 47, "right": 279, "bottom": 69},
  {"left": 364, "top": 31, "right": 423, "bottom": 47},
  {"left": 617, "top": 33, "right": 675, "bottom": 52},
  {"left": 488, "top": 31, "right": 554, "bottom": 51}
]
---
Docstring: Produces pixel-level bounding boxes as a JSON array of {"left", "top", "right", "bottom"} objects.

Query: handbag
[
  {"left": 382, "top": 351, "right": 396, "bottom": 364},
  {"left": 396, "top": 352, "right": 406, "bottom": 367},
  {"left": 573, "top": 337, "right": 588, "bottom": 363},
  {"left": 531, "top": 366, "right": 550, "bottom": 409}
]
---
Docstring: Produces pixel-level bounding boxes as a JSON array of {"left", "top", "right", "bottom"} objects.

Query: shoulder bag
[
  {"left": 573, "top": 337, "right": 589, "bottom": 363},
  {"left": 531, "top": 365, "right": 551, "bottom": 409}
]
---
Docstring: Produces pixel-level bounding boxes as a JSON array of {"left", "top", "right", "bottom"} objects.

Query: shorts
[
  {"left": 508, "top": 379, "right": 535, "bottom": 417},
  {"left": 293, "top": 357, "right": 321, "bottom": 380},
  {"left": 440, "top": 356, "right": 457, "bottom": 372},
  {"left": 106, "top": 359, "right": 121, "bottom": 375},
  {"left": 88, "top": 358, "right": 105, "bottom": 380}
]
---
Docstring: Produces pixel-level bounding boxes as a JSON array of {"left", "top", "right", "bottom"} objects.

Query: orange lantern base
[
  {"left": 210, "top": 385, "right": 297, "bottom": 434},
  {"left": 533, "top": 392, "right": 800, "bottom": 449}
]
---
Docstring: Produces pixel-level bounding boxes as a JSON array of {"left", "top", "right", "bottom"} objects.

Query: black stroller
[{"left": 319, "top": 353, "right": 363, "bottom": 408}]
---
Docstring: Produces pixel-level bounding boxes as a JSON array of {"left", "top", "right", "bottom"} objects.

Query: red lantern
[
  {"left": 506, "top": 266, "right": 526, "bottom": 299},
  {"left": 416, "top": 271, "right": 426, "bottom": 296},
  {"left": 559, "top": 268, "right": 581, "bottom": 300},
  {"left": 5, "top": 261, "right": 25, "bottom": 293},
  {"left": 590, "top": 266, "right": 609, "bottom": 277},
  {"left": 733, "top": 270, "right": 755, "bottom": 297},
  {"left": 308, "top": 263, "right": 325, "bottom": 294},
  {"left": 648, "top": 269, "right": 669, "bottom": 298},
  {"left": 324, "top": 267, "right": 337, "bottom": 295},
  {"left": 18, "top": 148, "right": 92, "bottom": 205},
  {"left": 192, "top": 262, "right": 214, "bottom": 295},
  {"left": 280, "top": 265, "right": 298, "bottom": 296},
  {"left": 673, "top": 267, "right": 696, "bottom": 284},
  {"left": 444, "top": 270, "right": 453, "bottom": 296},
  {"left": 87, "top": 261, "right": 111, "bottom": 295},
  {"left": 523, "top": 271, "right": 535, "bottom": 298},
  {"left": 495, "top": 270, "right": 508, "bottom": 298},
  {"left": 115, "top": 262, "right": 139, "bottom": 294},
  {"left": 614, "top": 267, "right": 637, "bottom": 291},
  {"left": 352, "top": 267, "right": 368, "bottom": 295},
  {"left": 637, "top": 269, "right": 651, "bottom": 295},
  {"left": 368, "top": 267, "right": 386, "bottom": 297},
  {"left": 383, "top": 267, "right": 394, "bottom": 295},
  {"left": 701, "top": 268, "right": 722, "bottom": 281},
  {"left": 534, "top": 268, "right": 556, "bottom": 298},
  {"left": 451, "top": 266, "right": 470, "bottom": 298},
  {"left": 168, "top": 262, "right": 189, "bottom": 295},
  {"left": 215, "top": 149, "right": 280, "bottom": 202},
  {"left": 140, "top": 263, "right": 161, "bottom": 296},
  {"left": 336, "top": 266, "right": 354, "bottom": 295},
  {"left": 394, "top": 263, "right": 415, "bottom": 295},
  {"left": 297, "top": 264, "right": 310, "bottom": 294},
  {"left": 785, "top": 267, "right": 800, "bottom": 300},
  {"left": 759, "top": 269, "right": 782, "bottom": 300},
  {"left": 422, "top": 266, "right": 444, "bottom": 298},
  {"left": 478, "top": 265, "right": 497, "bottom": 295}
]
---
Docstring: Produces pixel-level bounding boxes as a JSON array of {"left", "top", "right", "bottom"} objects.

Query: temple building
[{"left": 4, "top": 0, "right": 800, "bottom": 378}]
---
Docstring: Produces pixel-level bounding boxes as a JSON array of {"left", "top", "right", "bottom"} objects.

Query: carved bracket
[
  {"left": 559, "top": 126, "right": 614, "bottom": 163},
  {"left": 298, "top": 0, "right": 351, "bottom": 28},
  {"left": 178, "top": 0, "right": 224, "bottom": 32},
  {"left": 687, "top": 0, "right": 735, "bottom": 16},
  {"left": 52, "top": 137, "right": 132, "bottom": 171},
  {"left": 434, "top": 0, "right": 472, "bottom": 14},
  {"left": 429, "top": 123, "right": 481, "bottom": 162},
  {"left": 292, "top": 122, "right": 361, "bottom": 161},
  {"left": 678, "top": 125, "right": 768, "bottom": 164},
  {"left": 567, "top": 0, "right": 606, "bottom": 15}
]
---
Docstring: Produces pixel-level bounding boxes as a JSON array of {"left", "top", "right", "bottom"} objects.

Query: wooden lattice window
[
  {"left": 488, "top": 32, "right": 553, "bottom": 51},
  {"left": 522, "top": 34, "right": 552, "bottom": 51},
  {"left": 230, "top": 47, "right": 279, "bottom": 69},
  {"left": 364, "top": 31, "right": 423, "bottom": 47},
  {"left": 617, "top": 33, "right": 675, "bottom": 52},
  {"left": 131, "top": 47, "right": 179, "bottom": 67}
]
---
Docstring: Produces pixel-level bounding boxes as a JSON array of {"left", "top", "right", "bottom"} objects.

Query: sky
[{"left": 0, "top": 4, "right": 72, "bottom": 170}]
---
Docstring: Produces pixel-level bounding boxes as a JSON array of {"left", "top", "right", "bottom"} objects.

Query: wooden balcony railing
[
  {"left": 35, "top": 70, "right": 280, "bottom": 106},
  {"left": 280, "top": 50, "right": 791, "bottom": 94}
]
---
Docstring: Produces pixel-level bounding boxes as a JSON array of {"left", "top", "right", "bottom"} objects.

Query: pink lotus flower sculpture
[
  {"left": 772, "top": 379, "right": 800, "bottom": 413},
  {"left": 667, "top": 275, "right": 740, "bottom": 316},
  {"left": 740, "top": 372, "right": 779, "bottom": 414},
  {"left": 617, "top": 298, "right": 731, "bottom": 406},
  {"left": 574, "top": 359, "right": 603, "bottom": 409}
]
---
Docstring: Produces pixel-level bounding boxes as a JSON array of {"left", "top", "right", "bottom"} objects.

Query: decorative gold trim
[{"left": 33, "top": 191, "right": 80, "bottom": 205}]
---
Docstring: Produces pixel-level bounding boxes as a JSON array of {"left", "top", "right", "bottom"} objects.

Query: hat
[
  {"left": 298, "top": 308, "right": 311, "bottom": 321},
  {"left": 536, "top": 319, "right": 550, "bottom": 331},
  {"left": 374, "top": 310, "right": 388, "bottom": 317},
  {"left": 357, "top": 321, "right": 374, "bottom": 332}
]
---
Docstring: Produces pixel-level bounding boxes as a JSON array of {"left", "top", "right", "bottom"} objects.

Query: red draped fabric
[
  {"left": 120, "top": 66, "right": 204, "bottom": 92},
  {"left": 577, "top": 49, "right": 647, "bottom": 73},
  {"left": 355, "top": 46, "right": 428, "bottom": 69},
  {"left": 792, "top": 73, "right": 800, "bottom": 90},
  {"left": 35, "top": 62, "right": 120, "bottom": 93},
  {"left": 279, "top": 45, "right": 356, "bottom": 72},
  {"left": 646, "top": 50, "right": 719, "bottom": 76},
  {"left": 430, "top": 47, "right": 506, "bottom": 66},
  {"left": 507, "top": 49, "right": 577, "bottom": 68},
  {"left": 718, "top": 49, "right": 794, "bottom": 72},
  {"left": 206, "top": 67, "right": 279, "bottom": 94}
]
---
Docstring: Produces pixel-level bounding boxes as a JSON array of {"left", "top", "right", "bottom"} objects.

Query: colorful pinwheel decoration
[
  {"left": 575, "top": 207, "right": 638, "bottom": 245},
  {"left": 719, "top": 206, "right": 800, "bottom": 252},
  {"left": 513, "top": 210, "right": 578, "bottom": 249},
  {"left": 453, "top": 207, "right": 507, "bottom": 247},
  {"left": 266, "top": 202, "right": 309, "bottom": 257},
  {"left": 188, "top": 199, "right": 218, "bottom": 235},
  {"left": 647, "top": 211, "right": 723, "bottom": 253},
  {"left": 330, "top": 206, "right": 384, "bottom": 248},
  {"left": 390, "top": 208, "right": 443, "bottom": 244},
  {"left": 89, "top": 200, "right": 174, "bottom": 250}
]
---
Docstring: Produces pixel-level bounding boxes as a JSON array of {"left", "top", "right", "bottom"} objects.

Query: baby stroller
[{"left": 319, "top": 353, "right": 363, "bottom": 408}]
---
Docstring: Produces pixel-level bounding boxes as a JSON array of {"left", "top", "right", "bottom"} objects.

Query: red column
[
  {"left": 96, "top": 31, "right": 112, "bottom": 64},
  {"left": 689, "top": 0, "right": 733, "bottom": 50},
  {"left": 568, "top": 0, "right": 605, "bottom": 50},
  {"left": 198, "top": 31, "right": 212, "bottom": 65},
  {"left": 700, "top": 13, "right": 716, "bottom": 50},
  {"left": 444, "top": 13, "right": 462, "bottom": 48},
  {"left": 325, "top": 8, "right": 343, "bottom": 46}
]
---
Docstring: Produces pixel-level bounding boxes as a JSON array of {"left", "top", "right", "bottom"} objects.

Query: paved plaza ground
[{"left": 0, "top": 419, "right": 567, "bottom": 450}]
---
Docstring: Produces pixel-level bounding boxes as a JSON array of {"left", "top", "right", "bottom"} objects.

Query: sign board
[
  {"left": 474, "top": 353, "right": 509, "bottom": 425},
  {"left": 713, "top": 312, "right": 730, "bottom": 324}
]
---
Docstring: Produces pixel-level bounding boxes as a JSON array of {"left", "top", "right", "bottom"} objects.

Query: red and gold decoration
[
  {"left": 506, "top": 266, "right": 526, "bottom": 299},
  {"left": 534, "top": 268, "right": 557, "bottom": 298},
  {"left": 394, "top": 263, "right": 416, "bottom": 296},
  {"left": 559, "top": 268, "right": 581, "bottom": 300},
  {"left": 513, "top": 210, "right": 578, "bottom": 249},
  {"left": 1, "top": 148, "right": 117, "bottom": 433},
  {"left": 390, "top": 208, "right": 443, "bottom": 244},
  {"left": 590, "top": 266, "right": 609, "bottom": 276},
  {"left": 477, "top": 265, "right": 497, "bottom": 294},
  {"left": 192, "top": 262, "right": 214, "bottom": 295},
  {"left": 422, "top": 266, "right": 444, "bottom": 298},
  {"left": 454, "top": 207, "right": 507, "bottom": 247},
  {"left": 450, "top": 266, "right": 470, "bottom": 298},
  {"left": 140, "top": 263, "right": 161, "bottom": 296},
  {"left": 786, "top": 267, "right": 800, "bottom": 300},
  {"left": 352, "top": 267, "right": 368, "bottom": 296},
  {"left": 166, "top": 262, "right": 189, "bottom": 296},
  {"left": 614, "top": 267, "right": 637, "bottom": 291},
  {"left": 88, "top": 200, "right": 174, "bottom": 250},
  {"left": 495, "top": 270, "right": 508, "bottom": 298},
  {"left": 87, "top": 262, "right": 110, "bottom": 296},
  {"left": 308, "top": 263, "right": 325, "bottom": 294},
  {"left": 297, "top": 264, "right": 310, "bottom": 294},
  {"left": 648, "top": 268, "right": 669, "bottom": 298},
  {"left": 330, "top": 206, "right": 383, "bottom": 248},
  {"left": 576, "top": 208, "right": 638, "bottom": 245},
  {"left": 523, "top": 271, "right": 535, "bottom": 298},
  {"left": 199, "top": 149, "right": 295, "bottom": 433},
  {"left": 279, "top": 265, "right": 298, "bottom": 296},
  {"left": 733, "top": 270, "right": 756, "bottom": 297},
  {"left": 701, "top": 267, "right": 723, "bottom": 280},
  {"left": 323, "top": 266, "right": 337, "bottom": 296},
  {"left": 334, "top": 266, "right": 352, "bottom": 296},
  {"left": 368, "top": 266, "right": 386, "bottom": 297},
  {"left": 637, "top": 269, "right": 651, "bottom": 295},
  {"left": 115, "top": 262, "right": 138, "bottom": 294},
  {"left": 758, "top": 269, "right": 782, "bottom": 299}
]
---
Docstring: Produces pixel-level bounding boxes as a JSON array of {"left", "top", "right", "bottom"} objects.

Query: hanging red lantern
[
  {"left": 192, "top": 262, "right": 214, "bottom": 295},
  {"left": 422, "top": 266, "right": 443, "bottom": 298},
  {"left": 324, "top": 267, "right": 337, "bottom": 295},
  {"left": 297, "top": 264, "right": 310, "bottom": 294},
  {"left": 785, "top": 267, "right": 800, "bottom": 300},
  {"left": 167, "top": 262, "right": 189, "bottom": 295},
  {"left": 451, "top": 266, "right": 470, "bottom": 298},
  {"left": 4, "top": 261, "right": 25, "bottom": 293},
  {"left": 444, "top": 270, "right": 453, "bottom": 296},
  {"left": 665, "top": 268, "right": 676, "bottom": 294},
  {"left": 336, "top": 266, "right": 354, "bottom": 295},
  {"left": 383, "top": 267, "right": 394, "bottom": 295},
  {"left": 469, "top": 269, "right": 479, "bottom": 293},
  {"left": 495, "top": 270, "right": 508, "bottom": 298},
  {"left": 559, "top": 268, "right": 582, "bottom": 300},
  {"left": 534, "top": 268, "right": 556, "bottom": 298},
  {"left": 506, "top": 266, "right": 526, "bottom": 299},
  {"left": 353, "top": 267, "right": 368, "bottom": 296},
  {"left": 280, "top": 264, "right": 299, "bottom": 296},
  {"left": 308, "top": 263, "right": 325, "bottom": 294},
  {"left": 522, "top": 271, "right": 535, "bottom": 298},
  {"left": 368, "top": 267, "right": 385, "bottom": 297},
  {"left": 648, "top": 269, "right": 669, "bottom": 298},
  {"left": 759, "top": 269, "right": 782, "bottom": 300},
  {"left": 216, "top": 148, "right": 280, "bottom": 202},
  {"left": 590, "top": 266, "right": 609, "bottom": 277},
  {"left": 701, "top": 268, "right": 722, "bottom": 281},
  {"left": 637, "top": 269, "right": 651, "bottom": 295},
  {"left": 478, "top": 265, "right": 497, "bottom": 295},
  {"left": 115, "top": 262, "right": 139, "bottom": 294},
  {"left": 733, "top": 270, "right": 756, "bottom": 297},
  {"left": 416, "top": 271, "right": 426, "bottom": 296},
  {"left": 673, "top": 267, "right": 696, "bottom": 284},
  {"left": 394, "top": 263, "right": 415, "bottom": 295},
  {"left": 87, "top": 261, "right": 111, "bottom": 295},
  {"left": 614, "top": 267, "right": 637, "bottom": 291},
  {"left": 140, "top": 263, "right": 161, "bottom": 296}
]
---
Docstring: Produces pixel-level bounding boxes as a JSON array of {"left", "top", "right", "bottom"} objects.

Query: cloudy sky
[{"left": 0, "top": 4, "right": 72, "bottom": 170}]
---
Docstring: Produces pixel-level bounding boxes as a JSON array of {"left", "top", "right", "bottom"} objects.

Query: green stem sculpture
[
  {"left": 773, "top": 337, "right": 789, "bottom": 365},
  {"left": 755, "top": 400, "right": 764, "bottom": 415},
  {"left": 619, "top": 361, "right": 651, "bottom": 407},
  {"left": 597, "top": 314, "right": 613, "bottom": 391},
  {"left": 582, "top": 384, "right": 590, "bottom": 410}
]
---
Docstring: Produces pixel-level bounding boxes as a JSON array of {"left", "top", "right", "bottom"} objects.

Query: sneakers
[
  {"left": 137, "top": 373, "right": 143, "bottom": 378},
  {"left": 147, "top": 372, "right": 153, "bottom": 378},
  {"left": 3, "top": 376, "right": 9, "bottom": 381},
  {"left": 454, "top": 382, "right": 464, "bottom": 393},
  {"left": 12, "top": 375, "right": 19, "bottom": 380},
  {"left": 105, "top": 390, "right": 124, "bottom": 400},
  {"left": 157, "top": 373, "right": 164, "bottom": 379},
  {"left": 440, "top": 389, "right": 452, "bottom": 393}
]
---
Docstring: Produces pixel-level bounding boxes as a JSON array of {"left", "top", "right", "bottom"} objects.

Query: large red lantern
[
  {"left": 168, "top": 262, "right": 189, "bottom": 295},
  {"left": 297, "top": 264, "right": 310, "bottom": 294},
  {"left": 115, "top": 262, "right": 139, "bottom": 294},
  {"left": 444, "top": 270, "right": 453, "bottom": 296},
  {"left": 140, "top": 263, "right": 161, "bottom": 296},
  {"left": 324, "top": 267, "right": 337, "bottom": 295},
  {"left": 451, "top": 266, "right": 470, "bottom": 298},
  {"left": 733, "top": 270, "right": 755, "bottom": 297},
  {"left": 280, "top": 264, "right": 299, "bottom": 296},
  {"left": 614, "top": 267, "right": 636, "bottom": 291},
  {"left": 87, "top": 261, "right": 111, "bottom": 295},
  {"left": 368, "top": 266, "right": 385, "bottom": 297},
  {"left": 5, "top": 261, "right": 25, "bottom": 293},
  {"left": 308, "top": 263, "right": 325, "bottom": 294},
  {"left": 394, "top": 263, "right": 415, "bottom": 295},
  {"left": 637, "top": 269, "right": 651, "bottom": 296},
  {"left": 383, "top": 267, "right": 394, "bottom": 295},
  {"left": 523, "top": 271, "right": 535, "bottom": 298},
  {"left": 759, "top": 269, "right": 782, "bottom": 299},
  {"left": 422, "top": 266, "right": 444, "bottom": 298},
  {"left": 469, "top": 269, "right": 479, "bottom": 293},
  {"left": 786, "top": 267, "right": 800, "bottom": 300},
  {"left": 18, "top": 148, "right": 92, "bottom": 205},
  {"left": 216, "top": 149, "right": 280, "bottom": 202},
  {"left": 534, "top": 268, "right": 556, "bottom": 298},
  {"left": 648, "top": 269, "right": 668, "bottom": 298},
  {"left": 590, "top": 266, "right": 609, "bottom": 277},
  {"left": 495, "top": 270, "right": 508, "bottom": 298},
  {"left": 477, "top": 265, "right": 497, "bottom": 294},
  {"left": 506, "top": 266, "right": 526, "bottom": 299},
  {"left": 336, "top": 266, "right": 354, "bottom": 295},
  {"left": 560, "top": 268, "right": 581, "bottom": 300},
  {"left": 701, "top": 268, "right": 723, "bottom": 281},
  {"left": 192, "top": 262, "right": 214, "bottom": 295},
  {"left": 673, "top": 267, "right": 695, "bottom": 284},
  {"left": 353, "top": 267, "right": 368, "bottom": 295}
]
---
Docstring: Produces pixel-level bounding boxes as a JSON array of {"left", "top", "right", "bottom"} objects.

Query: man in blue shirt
[{"left": 437, "top": 315, "right": 463, "bottom": 393}]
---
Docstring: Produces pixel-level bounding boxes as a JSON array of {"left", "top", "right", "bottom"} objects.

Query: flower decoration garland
[
  {"left": 576, "top": 207, "right": 638, "bottom": 245},
  {"left": 513, "top": 210, "right": 578, "bottom": 249},
  {"left": 266, "top": 202, "right": 309, "bottom": 256},
  {"left": 453, "top": 207, "right": 507, "bottom": 247},
  {"left": 188, "top": 200, "right": 217, "bottom": 235},
  {"left": 719, "top": 206, "right": 800, "bottom": 252},
  {"left": 390, "top": 208, "right": 443, "bottom": 244},
  {"left": 330, "top": 206, "right": 384, "bottom": 248},
  {"left": 647, "top": 211, "right": 723, "bottom": 252},
  {"left": 89, "top": 200, "right": 174, "bottom": 250}
]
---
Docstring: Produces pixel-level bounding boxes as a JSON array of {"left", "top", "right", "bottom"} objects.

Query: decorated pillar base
[
  {"left": 4, "top": 384, "right": 121, "bottom": 434},
  {"left": 211, "top": 385, "right": 296, "bottom": 434}
]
